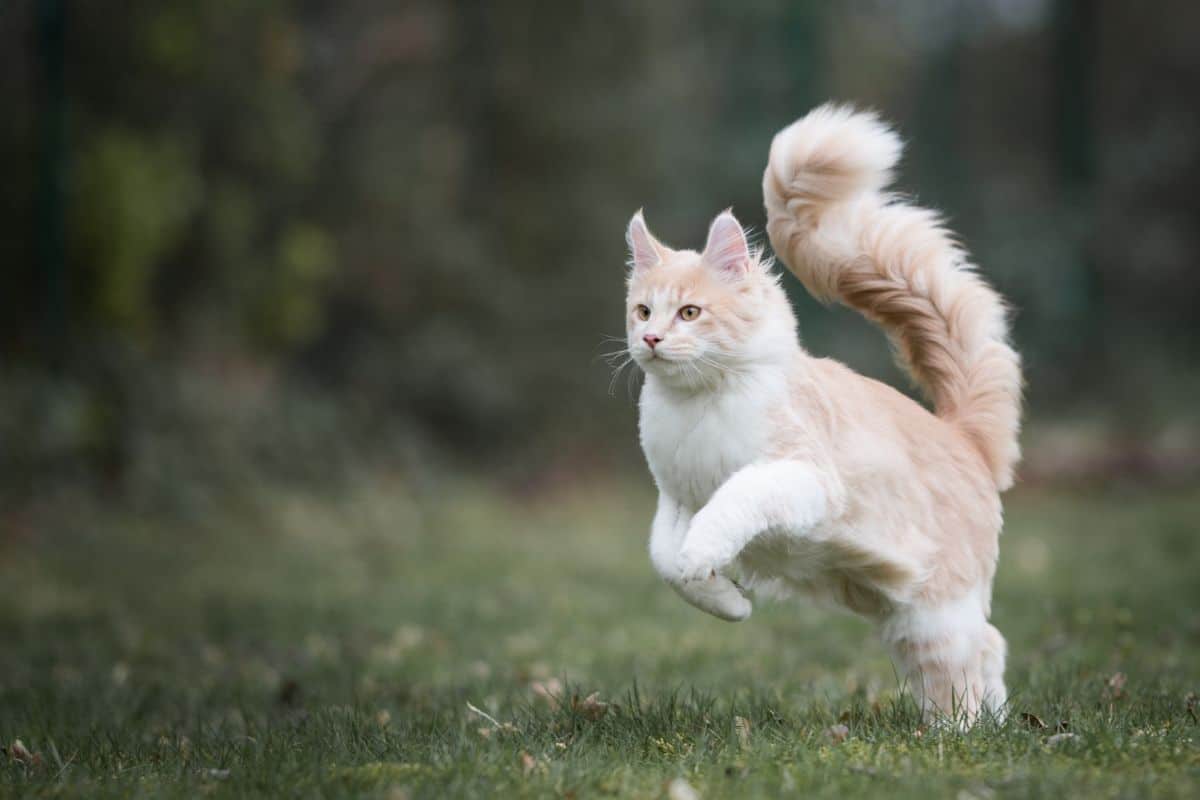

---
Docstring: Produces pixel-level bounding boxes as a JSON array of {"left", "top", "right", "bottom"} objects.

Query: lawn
[{"left": 2, "top": 478, "right": 1198, "bottom": 798}]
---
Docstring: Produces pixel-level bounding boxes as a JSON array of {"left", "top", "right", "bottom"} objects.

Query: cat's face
[{"left": 624, "top": 210, "right": 795, "bottom": 387}]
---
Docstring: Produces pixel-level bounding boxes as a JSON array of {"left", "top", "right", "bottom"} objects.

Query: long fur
[
  {"left": 624, "top": 104, "right": 1023, "bottom": 726},
  {"left": 762, "top": 104, "right": 1023, "bottom": 490}
]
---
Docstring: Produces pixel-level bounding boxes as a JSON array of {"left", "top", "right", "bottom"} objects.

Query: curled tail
[{"left": 763, "top": 104, "right": 1022, "bottom": 490}]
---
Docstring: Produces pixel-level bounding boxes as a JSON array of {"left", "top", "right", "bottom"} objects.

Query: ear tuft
[
  {"left": 626, "top": 210, "right": 664, "bottom": 272},
  {"left": 702, "top": 210, "right": 750, "bottom": 278}
]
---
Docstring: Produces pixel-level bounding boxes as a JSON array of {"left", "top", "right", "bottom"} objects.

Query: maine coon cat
[{"left": 624, "top": 104, "right": 1022, "bottom": 724}]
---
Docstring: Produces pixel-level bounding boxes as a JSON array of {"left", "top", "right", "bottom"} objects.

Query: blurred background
[
  {"left": 3, "top": 0, "right": 1199, "bottom": 512},
  {"left": 2, "top": 5, "right": 1200, "bottom": 794}
]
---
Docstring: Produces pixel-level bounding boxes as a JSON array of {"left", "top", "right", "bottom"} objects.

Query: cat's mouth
[{"left": 641, "top": 351, "right": 678, "bottom": 365}]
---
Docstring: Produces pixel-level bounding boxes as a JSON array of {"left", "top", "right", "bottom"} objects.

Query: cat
[{"left": 624, "top": 104, "right": 1022, "bottom": 725}]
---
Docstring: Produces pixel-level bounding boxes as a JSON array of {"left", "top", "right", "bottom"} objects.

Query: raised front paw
[
  {"left": 676, "top": 540, "right": 730, "bottom": 584},
  {"left": 669, "top": 571, "right": 752, "bottom": 622}
]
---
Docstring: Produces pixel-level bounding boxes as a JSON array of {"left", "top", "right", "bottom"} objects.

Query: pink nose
[{"left": 643, "top": 333, "right": 663, "bottom": 349}]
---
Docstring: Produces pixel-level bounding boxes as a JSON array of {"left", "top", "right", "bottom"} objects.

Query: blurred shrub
[
  {"left": 72, "top": 128, "right": 200, "bottom": 340},
  {"left": 2, "top": 1, "right": 1199, "bottom": 503}
]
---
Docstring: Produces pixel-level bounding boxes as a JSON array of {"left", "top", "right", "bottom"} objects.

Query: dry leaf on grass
[
  {"left": 824, "top": 724, "right": 850, "bottom": 744},
  {"left": 519, "top": 751, "right": 537, "bottom": 776},
  {"left": 1020, "top": 712, "right": 1047, "bottom": 730},
  {"left": 571, "top": 692, "right": 609, "bottom": 721},
  {"left": 7, "top": 739, "right": 42, "bottom": 768},
  {"left": 530, "top": 678, "right": 564, "bottom": 708},
  {"left": 1046, "top": 732, "right": 1077, "bottom": 746},
  {"left": 1106, "top": 672, "right": 1128, "bottom": 700}
]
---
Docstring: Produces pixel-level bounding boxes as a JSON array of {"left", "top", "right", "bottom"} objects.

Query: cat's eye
[
  {"left": 679, "top": 305, "right": 701, "bottom": 321},
  {"left": 635, "top": 304, "right": 651, "bottom": 321}
]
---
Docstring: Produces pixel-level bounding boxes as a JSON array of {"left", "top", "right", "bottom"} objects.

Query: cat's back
[{"left": 808, "top": 357, "right": 994, "bottom": 487}]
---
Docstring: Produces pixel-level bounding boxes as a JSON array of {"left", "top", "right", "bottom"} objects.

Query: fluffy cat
[{"left": 624, "top": 104, "right": 1022, "bottom": 724}]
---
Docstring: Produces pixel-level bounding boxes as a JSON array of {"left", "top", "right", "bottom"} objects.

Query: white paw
[
  {"left": 676, "top": 541, "right": 728, "bottom": 584},
  {"left": 670, "top": 573, "right": 752, "bottom": 622}
]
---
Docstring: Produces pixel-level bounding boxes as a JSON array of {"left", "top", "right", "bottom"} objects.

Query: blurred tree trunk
[
  {"left": 36, "top": 0, "right": 67, "bottom": 367},
  {"left": 914, "top": 2, "right": 968, "bottom": 216},
  {"left": 1052, "top": 0, "right": 1103, "bottom": 387}
]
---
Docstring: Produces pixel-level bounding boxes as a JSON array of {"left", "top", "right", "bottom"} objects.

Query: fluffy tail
[{"left": 763, "top": 104, "right": 1022, "bottom": 490}]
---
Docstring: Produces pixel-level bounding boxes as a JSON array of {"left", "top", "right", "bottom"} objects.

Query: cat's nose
[{"left": 643, "top": 333, "right": 663, "bottom": 349}]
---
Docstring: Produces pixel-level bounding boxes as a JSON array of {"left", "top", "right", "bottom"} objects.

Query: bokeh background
[
  {"left": 4, "top": 0, "right": 1200, "bottom": 511},
  {"left": 3, "top": 3, "right": 1200, "bottom": 796}
]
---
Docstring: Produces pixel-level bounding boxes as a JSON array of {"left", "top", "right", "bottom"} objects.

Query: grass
[{"left": 1, "top": 477, "right": 1198, "bottom": 798}]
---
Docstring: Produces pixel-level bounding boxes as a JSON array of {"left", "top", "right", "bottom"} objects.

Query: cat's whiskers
[{"left": 607, "top": 354, "right": 636, "bottom": 397}]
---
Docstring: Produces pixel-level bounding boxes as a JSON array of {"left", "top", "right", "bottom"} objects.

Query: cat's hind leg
[
  {"left": 980, "top": 623, "right": 1008, "bottom": 721},
  {"left": 883, "top": 595, "right": 1007, "bottom": 727}
]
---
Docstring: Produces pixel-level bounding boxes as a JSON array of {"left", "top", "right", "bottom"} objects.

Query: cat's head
[{"left": 624, "top": 209, "right": 796, "bottom": 388}]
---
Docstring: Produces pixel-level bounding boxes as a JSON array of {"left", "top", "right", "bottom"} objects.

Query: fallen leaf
[
  {"left": 572, "top": 692, "right": 609, "bottom": 721},
  {"left": 1046, "top": 732, "right": 1077, "bottom": 746},
  {"left": 667, "top": 777, "right": 701, "bottom": 800},
  {"left": 1106, "top": 672, "right": 1127, "bottom": 699},
  {"left": 376, "top": 710, "right": 392, "bottom": 728},
  {"left": 7, "top": 740, "right": 42, "bottom": 768},
  {"left": 734, "top": 716, "right": 752, "bottom": 749},
  {"left": 824, "top": 723, "right": 850, "bottom": 743},
  {"left": 530, "top": 678, "right": 564, "bottom": 709},
  {"left": 520, "top": 751, "right": 537, "bottom": 776},
  {"left": 1020, "top": 712, "right": 1047, "bottom": 730}
]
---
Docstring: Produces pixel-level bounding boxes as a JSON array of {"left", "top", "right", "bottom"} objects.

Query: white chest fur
[{"left": 639, "top": 373, "right": 781, "bottom": 510}]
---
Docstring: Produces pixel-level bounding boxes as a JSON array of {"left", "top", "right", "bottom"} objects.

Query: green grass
[{"left": 2, "top": 479, "right": 1198, "bottom": 798}]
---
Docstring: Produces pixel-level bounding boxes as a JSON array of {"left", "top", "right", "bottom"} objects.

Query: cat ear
[
  {"left": 702, "top": 210, "right": 750, "bottom": 278},
  {"left": 626, "top": 210, "right": 664, "bottom": 272}
]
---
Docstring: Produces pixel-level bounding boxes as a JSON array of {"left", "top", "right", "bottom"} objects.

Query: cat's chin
[{"left": 637, "top": 356, "right": 712, "bottom": 386}]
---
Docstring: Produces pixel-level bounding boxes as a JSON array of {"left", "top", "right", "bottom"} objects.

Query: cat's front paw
[
  {"left": 676, "top": 540, "right": 730, "bottom": 584},
  {"left": 669, "top": 572, "right": 752, "bottom": 622}
]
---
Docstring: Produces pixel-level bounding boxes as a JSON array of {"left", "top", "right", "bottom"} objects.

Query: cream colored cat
[{"left": 625, "top": 104, "right": 1022, "bottom": 724}]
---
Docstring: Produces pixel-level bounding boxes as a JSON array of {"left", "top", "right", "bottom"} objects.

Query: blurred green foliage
[
  {"left": 2, "top": 1, "right": 1199, "bottom": 502},
  {"left": 73, "top": 129, "right": 201, "bottom": 339}
]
